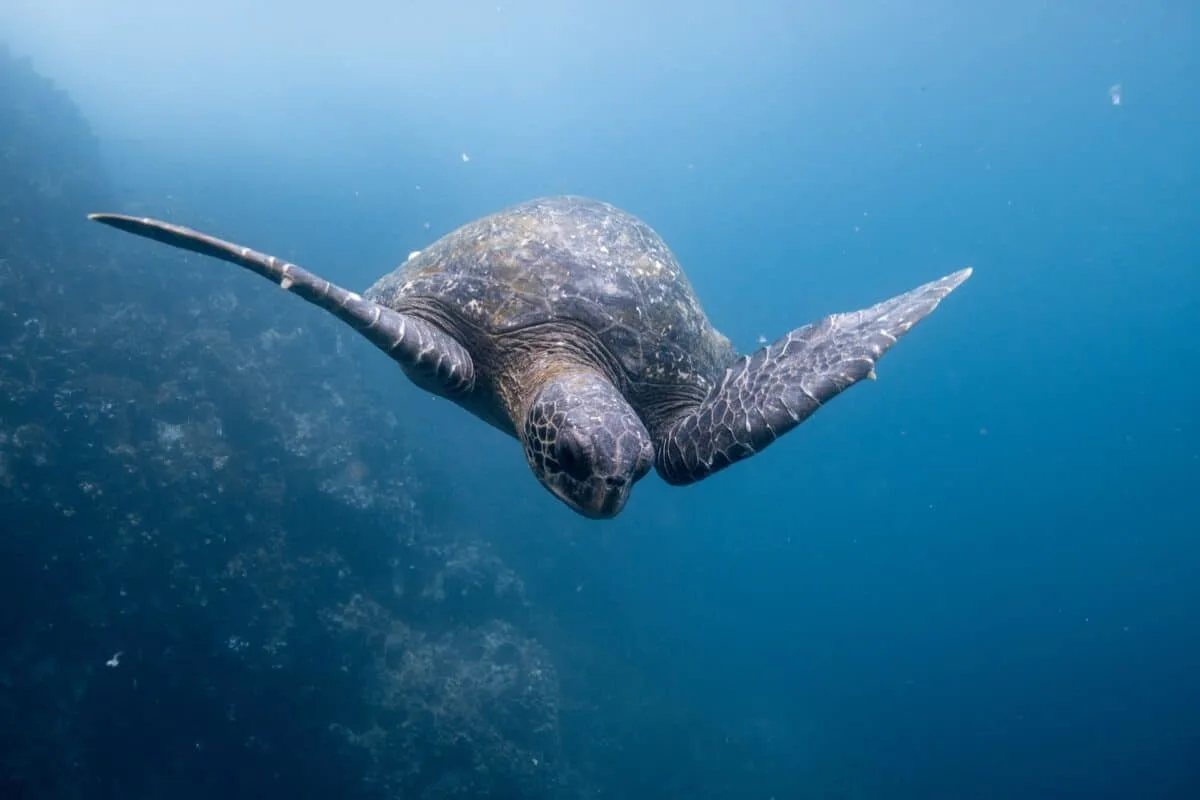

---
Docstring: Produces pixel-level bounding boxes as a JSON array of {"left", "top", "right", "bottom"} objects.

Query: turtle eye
[{"left": 555, "top": 436, "right": 590, "bottom": 481}]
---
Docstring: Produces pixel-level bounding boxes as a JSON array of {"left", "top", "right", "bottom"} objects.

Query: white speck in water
[
  {"left": 1109, "top": 83, "right": 1122, "bottom": 105},
  {"left": 106, "top": 651, "right": 122, "bottom": 668},
  {"left": 461, "top": 152, "right": 470, "bottom": 163},
  {"left": 156, "top": 421, "right": 184, "bottom": 447}
]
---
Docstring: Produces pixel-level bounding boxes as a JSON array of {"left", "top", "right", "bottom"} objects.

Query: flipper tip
[
  {"left": 88, "top": 212, "right": 140, "bottom": 224},
  {"left": 926, "top": 266, "right": 973, "bottom": 298},
  {"left": 88, "top": 212, "right": 128, "bottom": 225}
]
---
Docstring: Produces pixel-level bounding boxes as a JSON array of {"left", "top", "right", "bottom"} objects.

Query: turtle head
[{"left": 521, "top": 371, "right": 654, "bottom": 519}]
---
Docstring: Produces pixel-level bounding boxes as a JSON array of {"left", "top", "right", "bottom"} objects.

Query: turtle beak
[
  {"left": 549, "top": 477, "right": 631, "bottom": 520},
  {"left": 583, "top": 477, "right": 631, "bottom": 519},
  {"left": 594, "top": 482, "right": 623, "bottom": 518}
]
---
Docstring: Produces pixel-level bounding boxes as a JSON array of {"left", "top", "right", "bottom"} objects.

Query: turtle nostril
[{"left": 604, "top": 476, "right": 624, "bottom": 488}]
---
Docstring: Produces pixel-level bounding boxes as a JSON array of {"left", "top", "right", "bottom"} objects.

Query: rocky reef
[
  {"left": 0, "top": 43, "right": 815, "bottom": 800},
  {"left": 0, "top": 44, "right": 575, "bottom": 799}
]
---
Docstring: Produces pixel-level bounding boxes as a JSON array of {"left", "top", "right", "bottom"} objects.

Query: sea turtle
[{"left": 89, "top": 196, "right": 970, "bottom": 519}]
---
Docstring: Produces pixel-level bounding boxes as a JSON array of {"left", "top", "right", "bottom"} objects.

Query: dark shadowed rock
[
  {"left": 0, "top": 45, "right": 823, "bottom": 800},
  {"left": 0, "top": 45, "right": 581, "bottom": 799}
]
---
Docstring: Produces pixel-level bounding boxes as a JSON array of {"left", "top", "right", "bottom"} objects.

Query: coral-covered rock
[{"left": 0, "top": 45, "right": 579, "bottom": 799}]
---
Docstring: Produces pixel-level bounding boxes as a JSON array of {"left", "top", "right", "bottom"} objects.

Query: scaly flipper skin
[
  {"left": 87, "top": 213, "right": 474, "bottom": 396},
  {"left": 656, "top": 268, "right": 972, "bottom": 485}
]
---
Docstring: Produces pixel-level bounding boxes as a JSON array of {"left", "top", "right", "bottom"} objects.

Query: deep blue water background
[{"left": 4, "top": 0, "right": 1198, "bottom": 796}]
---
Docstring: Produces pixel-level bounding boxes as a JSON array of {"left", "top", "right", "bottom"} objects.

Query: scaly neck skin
[
  {"left": 504, "top": 359, "right": 611, "bottom": 444},
  {"left": 496, "top": 326, "right": 625, "bottom": 434}
]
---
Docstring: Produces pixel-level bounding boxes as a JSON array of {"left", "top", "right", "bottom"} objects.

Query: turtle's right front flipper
[
  {"left": 656, "top": 268, "right": 971, "bottom": 486},
  {"left": 88, "top": 213, "right": 474, "bottom": 395}
]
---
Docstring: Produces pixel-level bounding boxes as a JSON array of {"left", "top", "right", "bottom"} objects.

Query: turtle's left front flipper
[
  {"left": 656, "top": 268, "right": 972, "bottom": 486},
  {"left": 88, "top": 213, "right": 474, "bottom": 395}
]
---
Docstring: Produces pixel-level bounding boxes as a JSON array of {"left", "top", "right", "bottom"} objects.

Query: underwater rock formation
[
  {"left": 0, "top": 45, "right": 575, "bottom": 799},
  {"left": 0, "top": 43, "right": 814, "bottom": 800}
]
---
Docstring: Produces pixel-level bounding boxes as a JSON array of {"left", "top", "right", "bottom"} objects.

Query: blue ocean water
[{"left": 1, "top": 1, "right": 1197, "bottom": 797}]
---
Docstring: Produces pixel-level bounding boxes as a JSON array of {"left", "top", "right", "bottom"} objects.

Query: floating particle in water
[
  {"left": 1109, "top": 83, "right": 1122, "bottom": 105},
  {"left": 461, "top": 152, "right": 471, "bottom": 163},
  {"left": 106, "top": 651, "right": 122, "bottom": 668}
]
